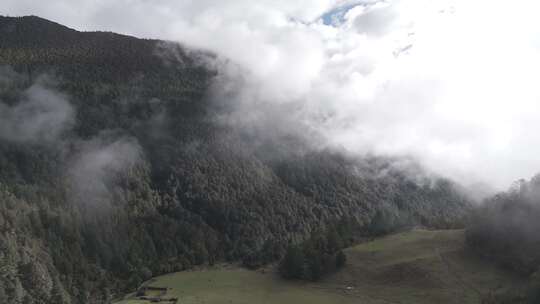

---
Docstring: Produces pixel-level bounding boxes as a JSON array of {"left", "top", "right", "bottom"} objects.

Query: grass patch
[{"left": 116, "top": 229, "right": 525, "bottom": 304}]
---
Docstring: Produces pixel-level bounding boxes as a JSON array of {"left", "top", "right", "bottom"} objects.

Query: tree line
[
  {"left": 279, "top": 220, "right": 353, "bottom": 281},
  {"left": 0, "top": 16, "right": 472, "bottom": 304},
  {"left": 467, "top": 176, "right": 540, "bottom": 303}
]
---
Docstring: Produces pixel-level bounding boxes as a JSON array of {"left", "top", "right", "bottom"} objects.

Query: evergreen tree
[
  {"left": 336, "top": 250, "right": 347, "bottom": 268},
  {"left": 279, "top": 245, "right": 304, "bottom": 280}
]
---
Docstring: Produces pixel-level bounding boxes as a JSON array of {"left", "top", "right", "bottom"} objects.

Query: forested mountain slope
[
  {"left": 0, "top": 16, "right": 471, "bottom": 303},
  {"left": 466, "top": 175, "right": 540, "bottom": 302}
]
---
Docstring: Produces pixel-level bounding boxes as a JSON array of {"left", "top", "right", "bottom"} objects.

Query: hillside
[
  {"left": 116, "top": 230, "right": 524, "bottom": 304},
  {"left": 0, "top": 16, "right": 471, "bottom": 303},
  {"left": 465, "top": 175, "right": 540, "bottom": 302}
]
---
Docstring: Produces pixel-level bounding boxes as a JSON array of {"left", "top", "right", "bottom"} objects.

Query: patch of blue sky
[
  {"left": 320, "top": 1, "right": 386, "bottom": 26},
  {"left": 321, "top": 5, "right": 356, "bottom": 26}
]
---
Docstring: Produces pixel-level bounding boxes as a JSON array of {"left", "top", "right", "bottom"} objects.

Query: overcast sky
[{"left": 3, "top": 0, "right": 540, "bottom": 190}]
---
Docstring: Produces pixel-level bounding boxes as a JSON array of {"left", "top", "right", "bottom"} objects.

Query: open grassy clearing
[{"left": 116, "top": 229, "right": 524, "bottom": 304}]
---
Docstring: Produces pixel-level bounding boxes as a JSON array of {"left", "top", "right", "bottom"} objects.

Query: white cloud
[
  {"left": 0, "top": 73, "right": 74, "bottom": 143},
  {"left": 67, "top": 136, "right": 141, "bottom": 207},
  {"left": 4, "top": 0, "right": 540, "bottom": 189}
]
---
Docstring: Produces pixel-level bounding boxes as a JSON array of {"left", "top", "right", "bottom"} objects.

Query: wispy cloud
[
  {"left": 4, "top": 0, "right": 540, "bottom": 189},
  {"left": 0, "top": 71, "right": 74, "bottom": 143},
  {"left": 66, "top": 134, "right": 142, "bottom": 208}
]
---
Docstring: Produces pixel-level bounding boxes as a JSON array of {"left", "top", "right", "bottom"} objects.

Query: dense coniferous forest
[
  {"left": 0, "top": 16, "right": 471, "bottom": 303},
  {"left": 467, "top": 176, "right": 540, "bottom": 303},
  {"left": 278, "top": 220, "right": 352, "bottom": 281}
]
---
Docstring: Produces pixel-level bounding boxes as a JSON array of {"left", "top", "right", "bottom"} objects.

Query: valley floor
[{"left": 116, "top": 229, "right": 524, "bottom": 304}]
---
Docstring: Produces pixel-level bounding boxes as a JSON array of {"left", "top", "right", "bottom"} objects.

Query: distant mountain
[
  {"left": 1, "top": 16, "right": 76, "bottom": 45},
  {"left": 0, "top": 16, "right": 471, "bottom": 304}
]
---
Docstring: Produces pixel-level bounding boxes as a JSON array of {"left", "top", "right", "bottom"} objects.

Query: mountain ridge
[{"left": 0, "top": 16, "right": 471, "bottom": 304}]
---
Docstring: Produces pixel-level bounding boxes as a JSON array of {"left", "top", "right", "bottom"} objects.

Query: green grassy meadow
[{"left": 116, "top": 229, "right": 524, "bottom": 304}]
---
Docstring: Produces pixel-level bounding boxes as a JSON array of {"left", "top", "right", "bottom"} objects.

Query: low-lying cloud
[
  {"left": 66, "top": 135, "right": 142, "bottom": 208},
  {"left": 4, "top": 0, "right": 540, "bottom": 190},
  {"left": 0, "top": 73, "right": 74, "bottom": 143},
  {"left": 0, "top": 67, "right": 143, "bottom": 208}
]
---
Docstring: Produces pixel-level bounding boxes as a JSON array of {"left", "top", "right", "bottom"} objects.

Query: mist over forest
[{"left": 1, "top": 1, "right": 540, "bottom": 304}]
